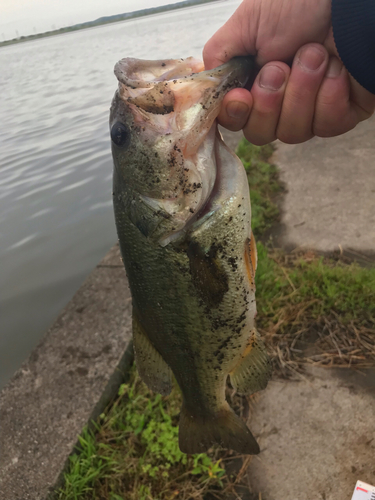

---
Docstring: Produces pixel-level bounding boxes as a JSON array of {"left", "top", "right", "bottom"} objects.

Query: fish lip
[
  {"left": 114, "top": 57, "right": 203, "bottom": 88},
  {"left": 114, "top": 56, "right": 255, "bottom": 91},
  {"left": 209, "top": 56, "right": 255, "bottom": 90}
]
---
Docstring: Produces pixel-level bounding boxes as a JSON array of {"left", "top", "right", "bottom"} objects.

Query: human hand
[{"left": 203, "top": 0, "right": 375, "bottom": 145}]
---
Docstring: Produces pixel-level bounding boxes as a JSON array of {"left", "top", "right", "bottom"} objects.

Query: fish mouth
[
  {"left": 114, "top": 56, "right": 254, "bottom": 149},
  {"left": 113, "top": 56, "right": 254, "bottom": 244},
  {"left": 115, "top": 56, "right": 253, "bottom": 91}
]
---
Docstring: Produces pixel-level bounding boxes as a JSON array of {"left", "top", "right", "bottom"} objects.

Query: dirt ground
[{"left": 247, "top": 367, "right": 375, "bottom": 500}]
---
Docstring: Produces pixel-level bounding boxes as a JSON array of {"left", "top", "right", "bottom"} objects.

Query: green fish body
[{"left": 110, "top": 57, "right": 271, "bottom": 454}]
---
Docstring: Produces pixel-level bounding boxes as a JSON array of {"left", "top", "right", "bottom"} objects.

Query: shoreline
[{"left": 0, "top": 0, "right": 222, "bottom": 48}]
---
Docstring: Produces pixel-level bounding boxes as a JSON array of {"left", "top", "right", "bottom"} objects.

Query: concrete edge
[
  {"left": 47, "top": 340, "right": 135, "bottom": 500},
  {"left": 0, "top": 243, "right": 134, "bottom": 500}
]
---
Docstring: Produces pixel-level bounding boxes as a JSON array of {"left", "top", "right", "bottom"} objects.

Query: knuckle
[
  {"left": 355, "top": 104, "right": 375, "bottom": 122},
  {"left": 285, "top": 87, "right": 314, "bottom": 108},
  {"left": 313, "top": 117, "right": 353, "bottom": 138},
  {"left": 245, "top": 119, "right": 277, "bottom": 145},
  {"left": 313, "top": 96, "right": 355, "bottom": 137},
  {"left": 277, "top": 129, "right": 312, "bottom": 144},
  {"left": 312, "top": 124, "right": 333, "bottom": 137},
  {"left": 219, "top": 117, "right": 242, "bottom": 132},
  {"left": 248, "top": 135, "right": 274, "bottom": 146},
  {"left": 275, "top": 125, "right": 296, "bottom": 144}
]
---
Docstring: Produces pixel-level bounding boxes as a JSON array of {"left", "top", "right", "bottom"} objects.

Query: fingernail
[
  {"left": 298, "top": 46, "right": 325, "bottom": 71},
  {"left": 326, "top": 57, "right": 343, "bottom": 78},
  {"left": 227, "top": 101, "right": 249, "bottom": 120},
  {"left": 259, "top": 65, "right": 286, "bottom": 90}
]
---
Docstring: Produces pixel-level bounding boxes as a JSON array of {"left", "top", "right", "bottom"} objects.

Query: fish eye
[{"left": 111, "top": 122, "right": 130, "bottom": 147}]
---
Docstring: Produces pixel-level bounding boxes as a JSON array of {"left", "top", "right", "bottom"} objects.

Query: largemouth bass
[{"left": 110, "top": 56, "right": 271, "bottom": 455}]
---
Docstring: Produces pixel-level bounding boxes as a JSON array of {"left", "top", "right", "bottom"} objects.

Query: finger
[
  {"left": 313, "top": 57, "right": 358, "bottom": 137},
  {"left": 324, "top": 28, "right": 375, "bottom": 121},
  {"left": 216, "top": 88, "right": 253, "bottom": 131},
  {"left": 276, "top": 43, "right": 329, "bottom": 144},
  {"left": 313, "top": 62, "right": 375, "bottom": 139},
  {"left": 203, "top": 2, "right": 254, "bottom": 70},
  {"left": 313, "top": 57, "right": 375, "bottom": 137},
  {"left": 243, "top": 62, "right": 290, "bottom": 145},
  {"left": 348, "top": 75, "right": 375, "bottom": 122}
]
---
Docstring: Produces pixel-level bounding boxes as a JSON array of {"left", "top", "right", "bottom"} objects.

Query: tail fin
[{"left": 179, "top": 402, "right": 260, "bottom": 455}]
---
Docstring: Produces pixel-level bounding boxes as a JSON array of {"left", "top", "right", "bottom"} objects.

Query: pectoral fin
[
  {"left": 128, "top": 196, "right": 168, "bottom": 239},
  {"left": 132, "top": 313, "right": 173, "bottom": 395},
  {"left": 230, "top": 330, "right": 272, "bottom": 395},
  {"left": 187, "top": 241, "right": 229, "bottom": 308}
]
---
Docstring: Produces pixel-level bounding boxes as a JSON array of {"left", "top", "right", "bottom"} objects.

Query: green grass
[
  {"left": 255, "top": 244, "right": 375, "bottom": 374},
  {"left": 236, "top": 137, "right": 375, "bottom": 374},
  {"left": 256, "top": 244, "right": 375, "bottom": 321},
  {"left": 57, "top": 138, "right": 375, "bottom": 499},
  {"left": 236, "top": 140, "right": 282, "bottom": 238},
  {"left": 57, "top": 369, "right": 228, "bottom": 500}
]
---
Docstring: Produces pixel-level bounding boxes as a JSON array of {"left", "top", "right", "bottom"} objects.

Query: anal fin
[
  {"left": 132, "top": 313, "right": 172, "bottom": 396},
  {"left": 230, "top": 329, "right": 272, "bottom": 395}
]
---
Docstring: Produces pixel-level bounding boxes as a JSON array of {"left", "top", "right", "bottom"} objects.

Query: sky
[{"left": 1, "top": 0, "right": 170, "bottom": 40}]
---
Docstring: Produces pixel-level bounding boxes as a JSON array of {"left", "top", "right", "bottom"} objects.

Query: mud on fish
[{"left": 110, "top": 56, "right": 272, "bottom": 455}]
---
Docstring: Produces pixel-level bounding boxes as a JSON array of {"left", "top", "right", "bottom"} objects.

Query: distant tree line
[{"left": 0, "top": 0, "right": 220, "bottom": 47}]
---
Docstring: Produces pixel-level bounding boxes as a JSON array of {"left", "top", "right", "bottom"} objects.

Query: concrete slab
[
  {"left": 0, "top": 244, "right": 132, "bottom": 500},
  {"left": 248, "top": 367, "right": 375, "bottom": 500},
  {"left": 273, "top": 116, "right": 375, "bottom": 255}
]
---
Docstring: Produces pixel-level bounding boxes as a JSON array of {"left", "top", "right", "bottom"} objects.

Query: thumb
[{"left": 203, "top": 2, "right": 256, "bottom": 70}]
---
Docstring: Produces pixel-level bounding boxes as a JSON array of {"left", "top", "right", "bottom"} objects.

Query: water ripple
[
  {"left": 0, "top": 0, "right": 242, "bottom": 388},
  {"left": 7, "top": 234, "right": 37, "bottom": 251},
  {"left": 57, "top": 176, "right": 95, "bottom": 193}
]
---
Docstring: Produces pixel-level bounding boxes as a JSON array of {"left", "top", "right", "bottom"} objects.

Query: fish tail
[{"left": 179, "top": 401, "right": 260, "bottom": 455}]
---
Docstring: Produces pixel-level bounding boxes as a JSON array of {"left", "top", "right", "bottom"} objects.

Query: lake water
[{"left": 0, "top": 0, "right": 242, "bottom": 388}]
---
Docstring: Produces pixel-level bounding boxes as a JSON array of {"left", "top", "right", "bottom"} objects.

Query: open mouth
[
  {"left": 114, "top": 56, "right": 253, "bottom": 134},
  {"left": 113, "top": 56, "right": 254, "bottom": 245}
]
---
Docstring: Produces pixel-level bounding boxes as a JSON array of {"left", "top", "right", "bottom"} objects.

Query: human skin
[{"left": 203, "top": 0, "right": 375, "bottom": 145}]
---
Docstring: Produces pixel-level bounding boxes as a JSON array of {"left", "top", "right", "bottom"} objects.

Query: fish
[{"left": 110, "top": 56, "right": 272, "bottom": 455}]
